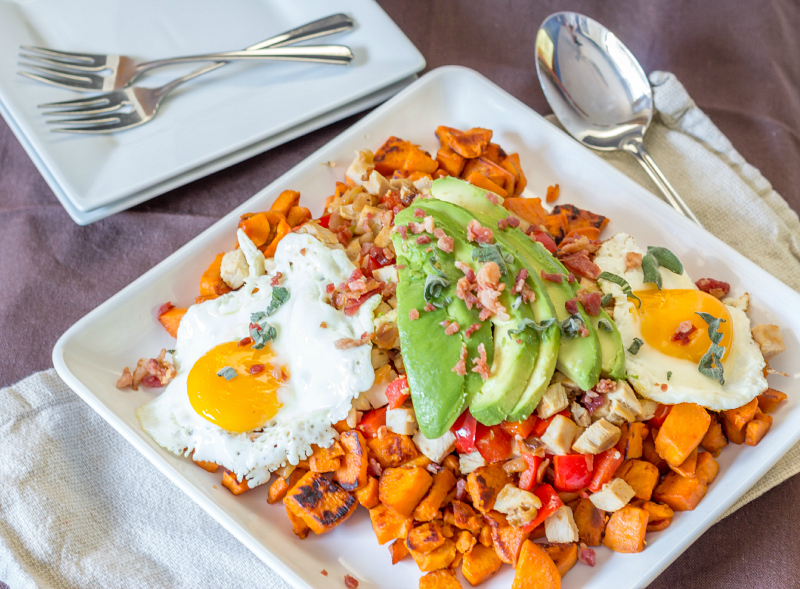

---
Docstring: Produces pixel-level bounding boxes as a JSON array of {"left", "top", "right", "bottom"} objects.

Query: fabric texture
[{"left": 1, "top": 71, "right": 799, "bottom": 588}]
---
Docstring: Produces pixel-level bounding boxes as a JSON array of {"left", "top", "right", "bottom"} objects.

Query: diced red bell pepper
[
  {"left": 518, "top": 453, "right": 544, "bottom": 491},
  {"left": 532, "top": 409, "right": 571, "bottom": 438},
  {"left": 523, "top": 484, "right": 563, "bottom": 532},
  {"left": 501, "top": 414, "right": 539, "bottom": 439},
  {"left": 318, "top": 213, "right": 332, "bottom": 229},
  {"left": 648, "top": 404, "right": 672, "bottom": 429},
  {"left": 587, "top": 447, "right": 624, "bottom": 493},
  {"left": 553, "top": 454, "right": 594, "bottom": 492},
  {"left": 385, "top": 376, "right": 409, "bottom": 409},
  {"left": 451, "top": 410, "right": 478, "bottom": 454},
  {"left": 356, "top": 407, "right": 387, "bottom": 439},
  {"left": 533, "top": 231, "right": 557, "bottom": 254},
  {"left": 475, "top": 423, "right": 513, "bottom": 463}
]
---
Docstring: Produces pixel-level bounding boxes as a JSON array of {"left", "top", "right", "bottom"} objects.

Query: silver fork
[{"left": 19, "top": 13, "right": 354, "bottom": 92}]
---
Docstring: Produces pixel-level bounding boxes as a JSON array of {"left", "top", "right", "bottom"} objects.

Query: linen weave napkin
[{"left": 2, "top": 71, "right": 799, "bottom": 589}]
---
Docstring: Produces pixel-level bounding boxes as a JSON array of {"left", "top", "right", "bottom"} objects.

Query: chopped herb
[
  {"left": 431, "top": 296, "right": 453, "bottom": 309},
  {"left": 601, "top": 293, "right": 613, "bottom": 306},
  {"left": 667, "top": 371, "right": 672, "bottom": 381},
  {"left": 598, "top": 318, "right": 613, "bottom": 331},
  {"left": 251, "top": 323, "right": 278, "bottom": 349},
  {"left": 424, "top": 274, "right": 451, "bottom": 304},
  {"left": 560, "top": 314, "right": 585, "bottom": 339},
  {"left": 628, "top": 338, "right": 644, "bottom": 355},
  {"left": 641, "top": 253, "right": 662, "bottom": 290},
  {"left": 250, "top": 311, "right": 266, "bottom": 323},
  {"left": 696, "top": 312, "right": 726, "bottom": 384},
  {"left": 266, "top": 287, "right": 290, "bottom": 315},
  {"left": 504, "top": 253, "right": 514, "bottom": 264},
  {"left": 217, "top": 366, "right": 237, "bottom": 381},
  {"left": 647, "top": 246, "right": 684, "bottom": 275},
  {"left": 166, "top": 349, "right": 176, "bottom": 355},
  {"left": 597, "top": 272, "right": 641, "bottom": 307},
  {"left": 509, "top": 317, "right": 556, "bottom": 336},
  {"left": 471, "top": 243, "right": 508, "bottom": 274},
  {"left": 428, "top": 254, "right": 446, "bottom": 278}
]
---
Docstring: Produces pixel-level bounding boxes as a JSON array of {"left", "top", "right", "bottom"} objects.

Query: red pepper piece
[
  {"left": 648, "top": 403, "right": 672, "bottom": 428},
  {"left": 385, "top": 376, "right": 409, "bottom": 409},
  {"left": 553, "top": 454, "right": 594, "bottom": 492},
  {"left": 451, "top": 410, "right": 477, "bottom": 454},
  {"left": 523, "top": 484, "right": 564, "bottom": 532},
  {"left": 518, "top": 453, "right": 544, "bottom": 491},
  {"left": 475, "top": 423, "right": 513, "bottom": 463},
  {"left": 356, "top": 407, "right": 387, "bottom": 439},
  {"left": 587, "top": 447, "right": 624, "bottom": 493},
  {"left": 500, "top": 414, "right": 539, "bottom": 439}
]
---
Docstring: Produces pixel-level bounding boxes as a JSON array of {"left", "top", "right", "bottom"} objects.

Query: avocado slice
[
  {"left": 592, "top": 313, "right": 626, "bottom": 380},
  {"left": 430, "top": 177, "right": 606, "bottom": 394},
  {"left": 414, "top": 200, "right": 541, "bottom": 425}
]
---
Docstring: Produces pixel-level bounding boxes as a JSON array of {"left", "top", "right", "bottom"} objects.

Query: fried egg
[
  {"left": 137, "top": 231, "right": 379, "bottom": 486},
  {"left": 594, "top": 233, "right": 766, "bottom": 409}
]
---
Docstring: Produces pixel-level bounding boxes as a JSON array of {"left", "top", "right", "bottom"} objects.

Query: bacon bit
[
  {"left": 395, "top": 225, "right": 408, "bottom": 239},
  {"left": 381, "top": 281, "right": 397, "bottom": 299},
  {"left": 437, "top": 235, "right": 455, "bottom": 253},
  {"left": 671, "top": 321, "right": 698, "bottom": 345},
  {"left": 425, "top": 247, "right": 433, "bottom": 253},
  {"left": 439, "top": 320, "right": 451, "bottom": 328},
  {"left": 423, "top": 216, "right": 436, "bottom": 234},
  {"left": 559, "top": 235, "right": 601, "bottom": 256},
  {"left": 408, "top": 221, "right": 426, "bottom": 234},
  {"left": 626, "top": 252, "right": 643, "bottom": 269},
  {"left": 497, "top": 218, "right": 508, "bottom": 230},
  {"left": 414, "top": 208, "right": 425, "bottom": 218},
  {"left": 376, "top": 425, "right": 388, "bottom": 440},
  {"left": 119, "top": 349, "right": 176, "bottom": 391},
  {"left": 581, "top": 391, "right": 605, "bottom": 414},
  {"left": 471, "top": 343, "right": 490, "bottom": 380},
  {"left": 455, "top": 261, "right": 476, "bottom": 282},
  {"left": 156, "top": 301, "right": 174, "bottom": 317},
  {"left": 445, "top": 322, "right": 460, "bottom": 336},
  {"left": 455, "top": 478, "right": 467, "bottom": 501},
  {"left": 343, "top": 288, "right": 382, "bottom": 316},
  {"left": 578, "top": 545, "right": 596, "bottom": 567},
  {"left": 396, "top": 264, "right": 406, "bottom": 270},
  {"left": 409, "top": 309, "right": 420, "bottom": 321},
  {"left": 476, "top": 262, "right": 509, "bottom": 321},
  {"left": 696, "top": 277, "right": 731, "bottom": 299},
  {"left": 576, "top": 289, "right": 602, "bottom": 316},
  {"left": 344, "top": 574, "right": 359, "bottom": 588},
  {"left": 567, "top": 272, "right": 576, "bottom": 284},
  {"left": 270, "top": 272, "right": 283, "bottom": 287},
  {"left": 326, "top": 283, "right": 335, "bottom": 294},
  {"left": 335, "top": 225, "right": 352, "bottom": 246},
  {"left": 116, "top": 367, "right": 133, "bottom": 389},
  {"left": 416, "top": 235, "right": 431, "bottom": 245},
  {"left": 541, "top": 270, "right": 563, "bottom": 283},
  {"left": 661, "top": 384, "right": 668, "bottom": 392},
  {"left": 560, "top": 251, "right": 601, "bottom": 280},
  {"left": 452, "top": 344, "right": 469, "bottom": 376},
  {"left": 464, "top": 323, "right": 481, "bottom": 339},
  {"left": 321, "top": 570, "right": 328, "bottom": 577},
  {"left": 427, "top": 463, "right": 443, "bottom": 474},
  {"left": 485, "top": 192, "right": 500, "bottom": 204},
  {"left": 248, "top": 364, "right": 265, "bottom": 375},
  {"left": 507, "top": 216, "right": 520, "bottom": 228},
  {"left": 319, "top": 322, "right": 328, "bottom": 329},
  {"left": 578, "top": 324, "right": 590, "bottom": 338},
  {"left": 334, "top": 333, "right": 373, "bottom": 349},
  {"left": 565, "top": 298, "right": 579, "bottom": 315},
  {"left": 141, "top": 374, "right": 161, "bottom": 388},
  {"left": 512, "top": 269, "right": 529, "bottom": 294},
  {"left": 238, "top": 336, "right": 253, "bottom": 347},
  {"left": 433, "top": 228, "right": 446, "bottom": 239},
  {"left": 424, "top": 302, "right": 436, "bottom": 312},
  {"left": 595, "top": 379, "right": 616, "bottom": 394},
  {"left": 466, "top": 219, "right": 494, "bottom": 244},
  {"left": 546, "top": 184, "right": 560, "bottom": 203}
]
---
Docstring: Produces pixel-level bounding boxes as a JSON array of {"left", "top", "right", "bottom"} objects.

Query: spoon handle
[{"left": 624, "top": 139, "right": 704, "bottom": 227}]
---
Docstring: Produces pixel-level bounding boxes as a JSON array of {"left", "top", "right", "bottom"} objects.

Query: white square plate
[
  {"left": 53, "top": 66, "right": 800, "bottom": 589},
  {"left": 0, "top": 0, "right": 424, "bottom": 216}
]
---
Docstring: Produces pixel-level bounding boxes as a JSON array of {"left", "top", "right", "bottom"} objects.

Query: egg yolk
[
  {"left": 187, "top": 341, "right": 283, "bottom": 433},
  {"left": 632, "top": 289, "right": 733, "bottom": 363}
]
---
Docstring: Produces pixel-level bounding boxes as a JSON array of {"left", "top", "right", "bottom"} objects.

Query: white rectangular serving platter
[
  {"left": 0, "top": 0, "right": 424, "bottom": 218},
  {"left": 53, "top": 66, "right": 800, "bottom": 589}
]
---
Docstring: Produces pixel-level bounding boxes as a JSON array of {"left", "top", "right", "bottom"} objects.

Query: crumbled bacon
[
  {"left": 326, "top": 283, "right": 335, "bottom": 294},
  {"left": 416, "top": 235, "right": 431, "bottom": 245},
  {"left": 456, "top": 277, "right": 479, "bottom": 310},
  {"left": 409, "top": 309, "right": 420, "bottom": 321},
  {"left": 506, "top": 216, "right": 520, "bottom": 228},
  {"left": 660, "top": 383, "right": 668, "bottom": 392},
  {"left": 334, "top": 333, "right": 373, "bottom": 349},
  {"left": 116, "top": 368, "right": 133, "bottom": 389},
  {"left": 696, "top": 277, "right": 731, "bottom": 299},
  {"left": 408, "top": 221, "right": 426, "bottom": 234},
  {"left": 498, "top": 218, "right": 508, "bottom": 230},
  {"left": 423, "top": 216, "right": 436, "bottom": 234},
  {"left": 578, "top": 546, "right": 596, "bottom": 567},
  {"left": 576, "top": 289, "right": 602, "bottom": 316},
  {"left": 476, "top": 262, "right": 509, "bottom": 321},
  {"left": 559, "top": 235, "right": 600, "bottom": 255},
  {"left": 567, "top": 272, "right": 576, "bottom": 284},
  {"left": 581, "top": 390, "right": 605, "bottom": 414},
  {"left": 270, "top": 272, "right": 283, "bottom": 287},
  {"left": 565, "top": 298, "right": 579, "bottom": 315},
  {"left": 414, "top": 208, "right": 425, "bottom": 218},
  {"left": 512, "top": 269, "right": 528, "bottom": 294},
  {"left": 343, "top": 289, "right": 382, "bottom": 316},
  {"left": 445, "top": 322, "right": 460, "bottom": 336},
  {"left": 117, "top": 348, "right": 176, "bottom": 391},
  {"left": 238, "top": 336, "right": 253, "bottom": 346},
  {"left": 466, "top": 219, "right": 494, "bottom": 244},
  {"left": 368, "top": 457, "right": 383, "bottom": 477},
  {"left": 471, "top": 343, "right": 490, "bottom": 380},
  {"left": 427, "top": 462, "right": 443, "bottom": 474},
  {"left": 156, "top": 302, "right": 174, "bottom": 317},
  {"left": 381, "top": 281, "right": 397, "bottom": 298},
  {"left": 335, "top": 225, "right": 352, "bottom": 246},
  {"left": 485, "top": 192, "right": 500, "bottom": 204},
  {"left": 440, "top": 320, "right": 451, "bottom": 328},
  {"left": 395, "top": 225, "right": 408, "bottom": 239},
  {"left": 455, "top": 478, "right": 467, "bottom": 501},
  {"left": 437, "top": 235, "right": 454, "bottom": 253},
  {"left": 670, "top": 321, "right": 698, "bottom": 345},
  {"left": 626, "top": 252, "right": 643, "bottom": 269},
  {"left": 452, "top": 344, "right": 468, "bottom": 376},
  {"left": 541, "top": 270, "right": 563, "bottom": 283},
  {"left": 455, "top": 261, "right": 476, "bottom": 282},
  {"left": 560, "top": 251, "right": 601, "bottom": 280},
  {"left": 140, "top": 374, "right": 161, "bottom": 388},
  {"left": 424, "top": 303, "right": 436, "bottom": 312},
  {"left": 595, "top": 379, "right": 616, "bottom": 394},
  {"left": 578, "top": 324, "right": 590, "bottom": 338},
  {"left": 320, "top": 322, "right": 328, "bottom": 329},
  {"left": 321, "top": 570, "right": 328, "bottom": 577},
  {"left": 248, "top": 364, "right": 264, "bottom": 375},
  {"left": 344, "top": 574, "right": 359, "bottom": 588},
  {"left": 464, "top": 323, "right": 481, "bottom": 339}
]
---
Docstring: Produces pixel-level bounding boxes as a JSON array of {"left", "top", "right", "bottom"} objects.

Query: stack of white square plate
[{"left": 0, "top": 0, "right": 425, "bottom": 224}]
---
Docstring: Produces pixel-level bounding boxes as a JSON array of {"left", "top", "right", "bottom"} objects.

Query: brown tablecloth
[{"left": 1, "top": 1, "right": 799, "bottom": 587}]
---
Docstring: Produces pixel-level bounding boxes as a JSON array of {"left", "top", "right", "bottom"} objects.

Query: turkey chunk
[
  {"left": 414, "top": 430, "right": 456, "bottom": 464},
  {"left": 751, "top": 324, "right": 785, "bottom": 359},
  {"left": 594, "top": 380, "right": 642, "bottom": 425},
  {"left": 572, "top": 418, "right": 621, "bottom": 454},
  {"left": 459, "top": 450, "right": 486, "bottom": 475},
  {"left": 544, "top": 505, "right": 579, "bottom": 543},
  {"left": 541, "top": 415, "right": 581, "bottom": 456},
  {"left": 537, "top": 382, "right": 569, "bottom": 419},
  {"left": 220, "top": 248, "right": 249, "bottom": 290},
  {"left": 386, "top": 407, "right": 417, "bottom": 436},
  {"left": 571, "top": 401, "right": 591, "bottom": 428},
  {"left": 589, "top": 478, "right": 635, "bottom": 512},
  {"left": 345, "top": 149, "right": 374, "bottom": 186},
  {"left": 494, "top": 484, "right": 542, "bottom": 527}
]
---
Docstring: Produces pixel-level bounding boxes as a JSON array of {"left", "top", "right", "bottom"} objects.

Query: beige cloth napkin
[{"left": 2, "top": 71, "right": 799, "bottom": 589}]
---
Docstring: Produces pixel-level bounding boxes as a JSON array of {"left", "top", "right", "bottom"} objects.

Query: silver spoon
[{"left": 535, "top": 11, "right": 703, "bottom": 226}]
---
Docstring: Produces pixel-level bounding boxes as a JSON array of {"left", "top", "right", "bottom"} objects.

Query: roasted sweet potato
[
  {"left": 720, "top": 397, "right": 758, "bottom": 444},
  {"left": 221, "top": 471, "right": 250, "bottom": 495},
  {"left": 367, "top": 431, "right": 419, "bottom": 468},
  {"left": 573, "top": 497, "right": 606, "bottom": 546},
  {"left": 408, "top": 521, "right": 447, "bottom": 554},
  {"left": 491, "top": 525, "right": 529, "bottom": 566},
  {"left": 461, "top": 158, "right": 516, "bottom": 195},
  {"left": 642, "top": 432, "right": 669, "bottom": 474},
  {"left": 270, "top": 190, "right": 301, "bottom": 217},
  {"left": 448, "top": 500, "right": 484, "bottom": 535},
  {"left": 545, "top": 184, "right": 560, "bottom": 204},
  {"left": 482, "top": 143, "right": 507, "bottom": 164},
  {"left": 639, "top": 500, "right": 674, "bottom": 522},
  {"left": 379, "top": 467, "right": 433, "bottom": 517},
  {"left": 283, "top": 471, "right": 357, "bottom": 535},
  {"left": 419, "top": 569, "right": 462, "bottom": 589},
  {"left": 463, "top": 543, "right": 503, "bottom": 586},
  {"left": 616, "top": 459, "right": 660, "bottom": 501},
  {"left": 263, "top": 217, "right": 292, "bottom": 258},
  {"left": 542, "top": 543, "right": 578, "bottom": 577},
  {"left": 478, "top": 525, "right": 493, "bottom": 548},
  {"left": 655, "top": 403, "right": 710, "bottom": 466},
  {"left": 309, "top": 441, "right": 344, "bottom": 473},
  {"left": 500, "top": 153, "right": 527, "bottom": 196},
  {"left": 334, "top": 430, "right": 370, "bottom": 491},
  {"left": 467, "top": 463, "right": 511, "bottom": 513},
  {"left": 285, "top": 504, "right": 310, "bottom": 539},
  {"left": 653, "top": 472, "right": 707, "bottom": 511},
  {"left": 669, "top": 447, "right": 698, "bottom": 479},
  {"left": 456, "top": 530, "right": 478, "bottom": 554},
  {"left": 193, "top": 458, "right": 219, "bottom": 473},
  {"left": 758, "top": 388, "right": 788, "bottom": 414},
  {"left": 504, "top": 197, "right": 547, "bottom": 226},
  {"left": 268, "top": 467, "right": 307, "bottom": 504},
  {"left": 551, "top": 204, "right": 609, "bottom": 235},
  {"left": 199, "top": 253, "right": 232, "bottom": 299},
  {"left": 618, "top": 423, "right": 649, "bottom": 460},
  {"left": 369, "top": 503, "right": 413, "bottom": 545},
  {"left": 354, "top": 476, "right": 380, "bottom": 508},
  {"left": 603, "top": 505, "right": 649, "bottom": 553},
  {"left": 437, "top": 146, "right": 466, "bottom": 177},
  {"left": 746, "top": 409, "right": 773, "bottom": 446},
  {"left": 374, "top": 136, "right": 438, "bottom": 176},
  {"left": 410, "top": 539, "right": 458, "bottom": 572},
  {"left": 287, "top": 206, "right": 312, "bottom": 228},
  {"left": 414, "top": 467, "right": 457, "bottom": 522},
  {"left": 239, "top": 212, "right": 272, "bottom": 248},
  {"left": 402, "top": 454, "right": 434, "bottom": 469},
  {"left": 700, "top": 414, "right": 728, "bottom": 455},
  {"left": 389, "top": 538, "right": 410, "bottom": 564},
  {"left": 646, "top": 517, "right": 672, "bottom": 532},
  {"left": 464, "top": 170, "right": 508, "bottom": 198},
  {"left": 159, "top": 306, "right": 187, "bottom": 338},
  {"left": 436, "top": 126, "right": 493, "bottom": 159},
  {"left": 511, "top": 541, "right": 560, "bottom": 589}
]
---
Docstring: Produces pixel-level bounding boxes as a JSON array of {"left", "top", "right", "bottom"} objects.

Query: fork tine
[
  {"left": 17, "top": 66, "right": 97, "bottom": 90},
  {"left": 19, "top": 52, "right": 104, "bottom": 72},
  {"left": 40, "top": 101, "right": 123, "bottom": 117},
  {"left": 39, "top": 95, "right": 113, "bottom": 109},
  {"left": 20, "top": 45, "right": 99, "bottom": 65},
  {"left": 52, "top": 120, "right": 140, "bottom": 134},
  {"left": 45, "top": 115, "right": 121, "bottom": 126}
]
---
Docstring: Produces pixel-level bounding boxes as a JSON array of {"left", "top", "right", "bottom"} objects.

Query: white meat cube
[
  {"left": 544, "top": 505, "right": 579, "bottom": 543},
  {"left": 589, "top": 478, "right": 636, "bottom": 512},
  {"left": 345, "top": 149, "right": 374, "bottom": 186},
  {"left": 638, "top": 398, "right": 659, "bottom": 422},
  {"left": 722, "top": 292, "right": 750, "bottom": 312},
  {"left": 537, "top": 383, "right": 569, "bottom": 419},
  {"left": 459, "top": 450, "right": 486, "bottom": 474},
  {"left": 594, "top": 381, "right": 642, "bottom": 425},
  {"left": 751, "top": 324, "right": 786, "bottom": 359},
  {"left": 363, "top": 170, "right": 391, "bottom": 197},
  {"left": 494, "top": 484, "right": 542, "bottom": 527},
  {"left": 413, "top": 430, "right": 457, "bottom": 464},
  {"left": 540, "top": 415, "right": 581, "bottom": 456},
  {"left": 346, "top": 407, "right": 362, "bottom": 429},
  {"left": 572, "top": 418, "right": 622, "bottom": 454},
  {"left": 220, "top": 248, "right": 249, "bottom": 290},
  {"left": 373, "top": 265, "right": 399, "bottom": 283},
  {"left": 571, "top": 401, "right": 591, "bottom": 428},
  {"left": 386, "top": 407, "right": 417, "bottom": 436},
  {"left": 352, "top": 390, "right": 372, "bottom": 411}
]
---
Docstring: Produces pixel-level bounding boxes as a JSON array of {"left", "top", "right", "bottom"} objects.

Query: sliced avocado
[
  {"left": 416, "top": 200, "right": 545, "bottom": 424},
  {"left": 592, "top": 311, "right": 626, "bottom": 380},
  {"left": 430, "top": 176, "right": 603, "bottom": 394}
]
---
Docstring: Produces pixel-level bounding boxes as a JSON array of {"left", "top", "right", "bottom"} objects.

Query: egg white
[
  {"left": 137, "top": 232, "right": 379, "bottom": 486},
  {"left": 595, "top": 232, "right": 767, "bottom": 410}
]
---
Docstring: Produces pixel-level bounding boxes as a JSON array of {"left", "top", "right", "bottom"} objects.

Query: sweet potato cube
[
  {"left": 720, "top": 397, "right": 758, "bottom": 444},
  {"left": 653, "top": 472, "right": 707, "bottom": 511},
  {"left": 269, "top": 189, "right": 301, "bottom": 217},
  {"left": 462, "top": 158, "right": 516, "bottom": 195},
  {"left": 700, "top": 414, "right": 728, "bottom": 454},
  {"left": 263, "top": 217, "right": 291, "bottom": 258},
  {"left": 268, "top": 467, "right": 307, "bottom": 504},
  {"left": 309, "top": 440, "right": 345, "bottom": 473},
  {"left": 463, "top": 543, "right": 503, "bottom": 586},
  {"left": 464, "top": 170, "right": 508, "bottom": 198},
  {"left": 500, "top": 154, "right": 527, "bottom": 196},
  {"left": 419, "top": 569, "right": 463, "bottom": 589},
  {"left": 490, "top": 525, "right": 530, "bottom": 566},
  {"left": 746, "top": 410, "right": 773, "bottom": 446},
  {"left": 334, "top": 430, "right": 370, "bottom": 491},
  {"left": 402, "top": 454, "right": 433, "bottom": 469},
  {"left": 478, "top": 525, "right": 493, "bottom": 548},
  {"left": 374, "top": 136, "right": 438, "bottom": 176},
  {"left": 542, "top": 542, "right": 578, "bottom": 577},
  {"left": 449, "top": 500, "right": 483, "bottom": 535},
  {"left": 239, "top": 212, "right": 272, "bottom": 248},
  {"left": 221, "top": 471, "right": 250, "bottom": 495},
  {"left": 414, "top": 467, "right": 457, "bottom": 522},
  {"left": 758, "top": 388, "right": 788, "bottom": 414},
  {"left": 369, "top": 503, "right": 414, "bottom": 545},
  {"left": 642, "top": 433, "right": 669, "bottom": 473},
  {"left": 199, "top": 253, "right": 232, "bottom": 299},
  {"left": 159, "top": 306, "right": 187, "bottom": 338},
  {"left": 511, "top": 541, "right": 560, "bottom": 589},
  {"left": 646, "top": 517, "right": 672, "bottom": 532},
  {"left": 367, "top": 431, "right": 419, "bottom": 468},
  {"left": 407, "top": 521, "right": 447, "bottom": 553},
  {"left": 389, "top": 538, "right": 410, "bottom": 564},
  {"left": 286, "top": 206, "right": 312, "bottom": 228},
  {"left": 283, "top": 471, "right": 357, "bottom": 535},
  {"left": 436, "top": 126, "right": 493, "bottom": 159},
  {"left": 436, "top": 146, "right": 466, "bottom": 177},
  {"left": 284, "top": 504, "right": 310, "bottom": 539},
  {"left": 620, "top": 423, "right": 649, "bottom": 460},
  {"left": 573, "top": 497, "right": 606, "bottom": 546},
  {"left": 354, "top": 476, "right": 380, "bottom": 508},
  {"left": 655, "top": 403, "right": 710, "bottom": 466},
  {"left": 616, "top": 460, "right": 660, "bottom": 501},
  {"left": 695, "top": 452, "right": 720, "bottom": 485},
  {"left": 603, "top": 505, "right": 649, "bottom": 553},
  {"left": 379, "top": 467, "right": 433, "bottom": 517},
  {"left": 668, "top": 447, "right": 698, "bottom": 479},
  {"left": 504, "top": 197, "right": 547, "bottom": 226},
  {"left": 467, "top": 463, "right": 511, "bottom": 513},
  {"left": 482, "top": 143, "right": 507, "bottom": 164},
  {"left": 640, "top": 501, "right": 674, "bottom": 522},
  {"left": 193, "top": 458, "right": 218, "bottom": 473},
  {"left": 456, "top": 530, "right": 478, "bottom": 554},
  {"left": 410, "top": 539, "right": 458, "bottom": 572}
]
